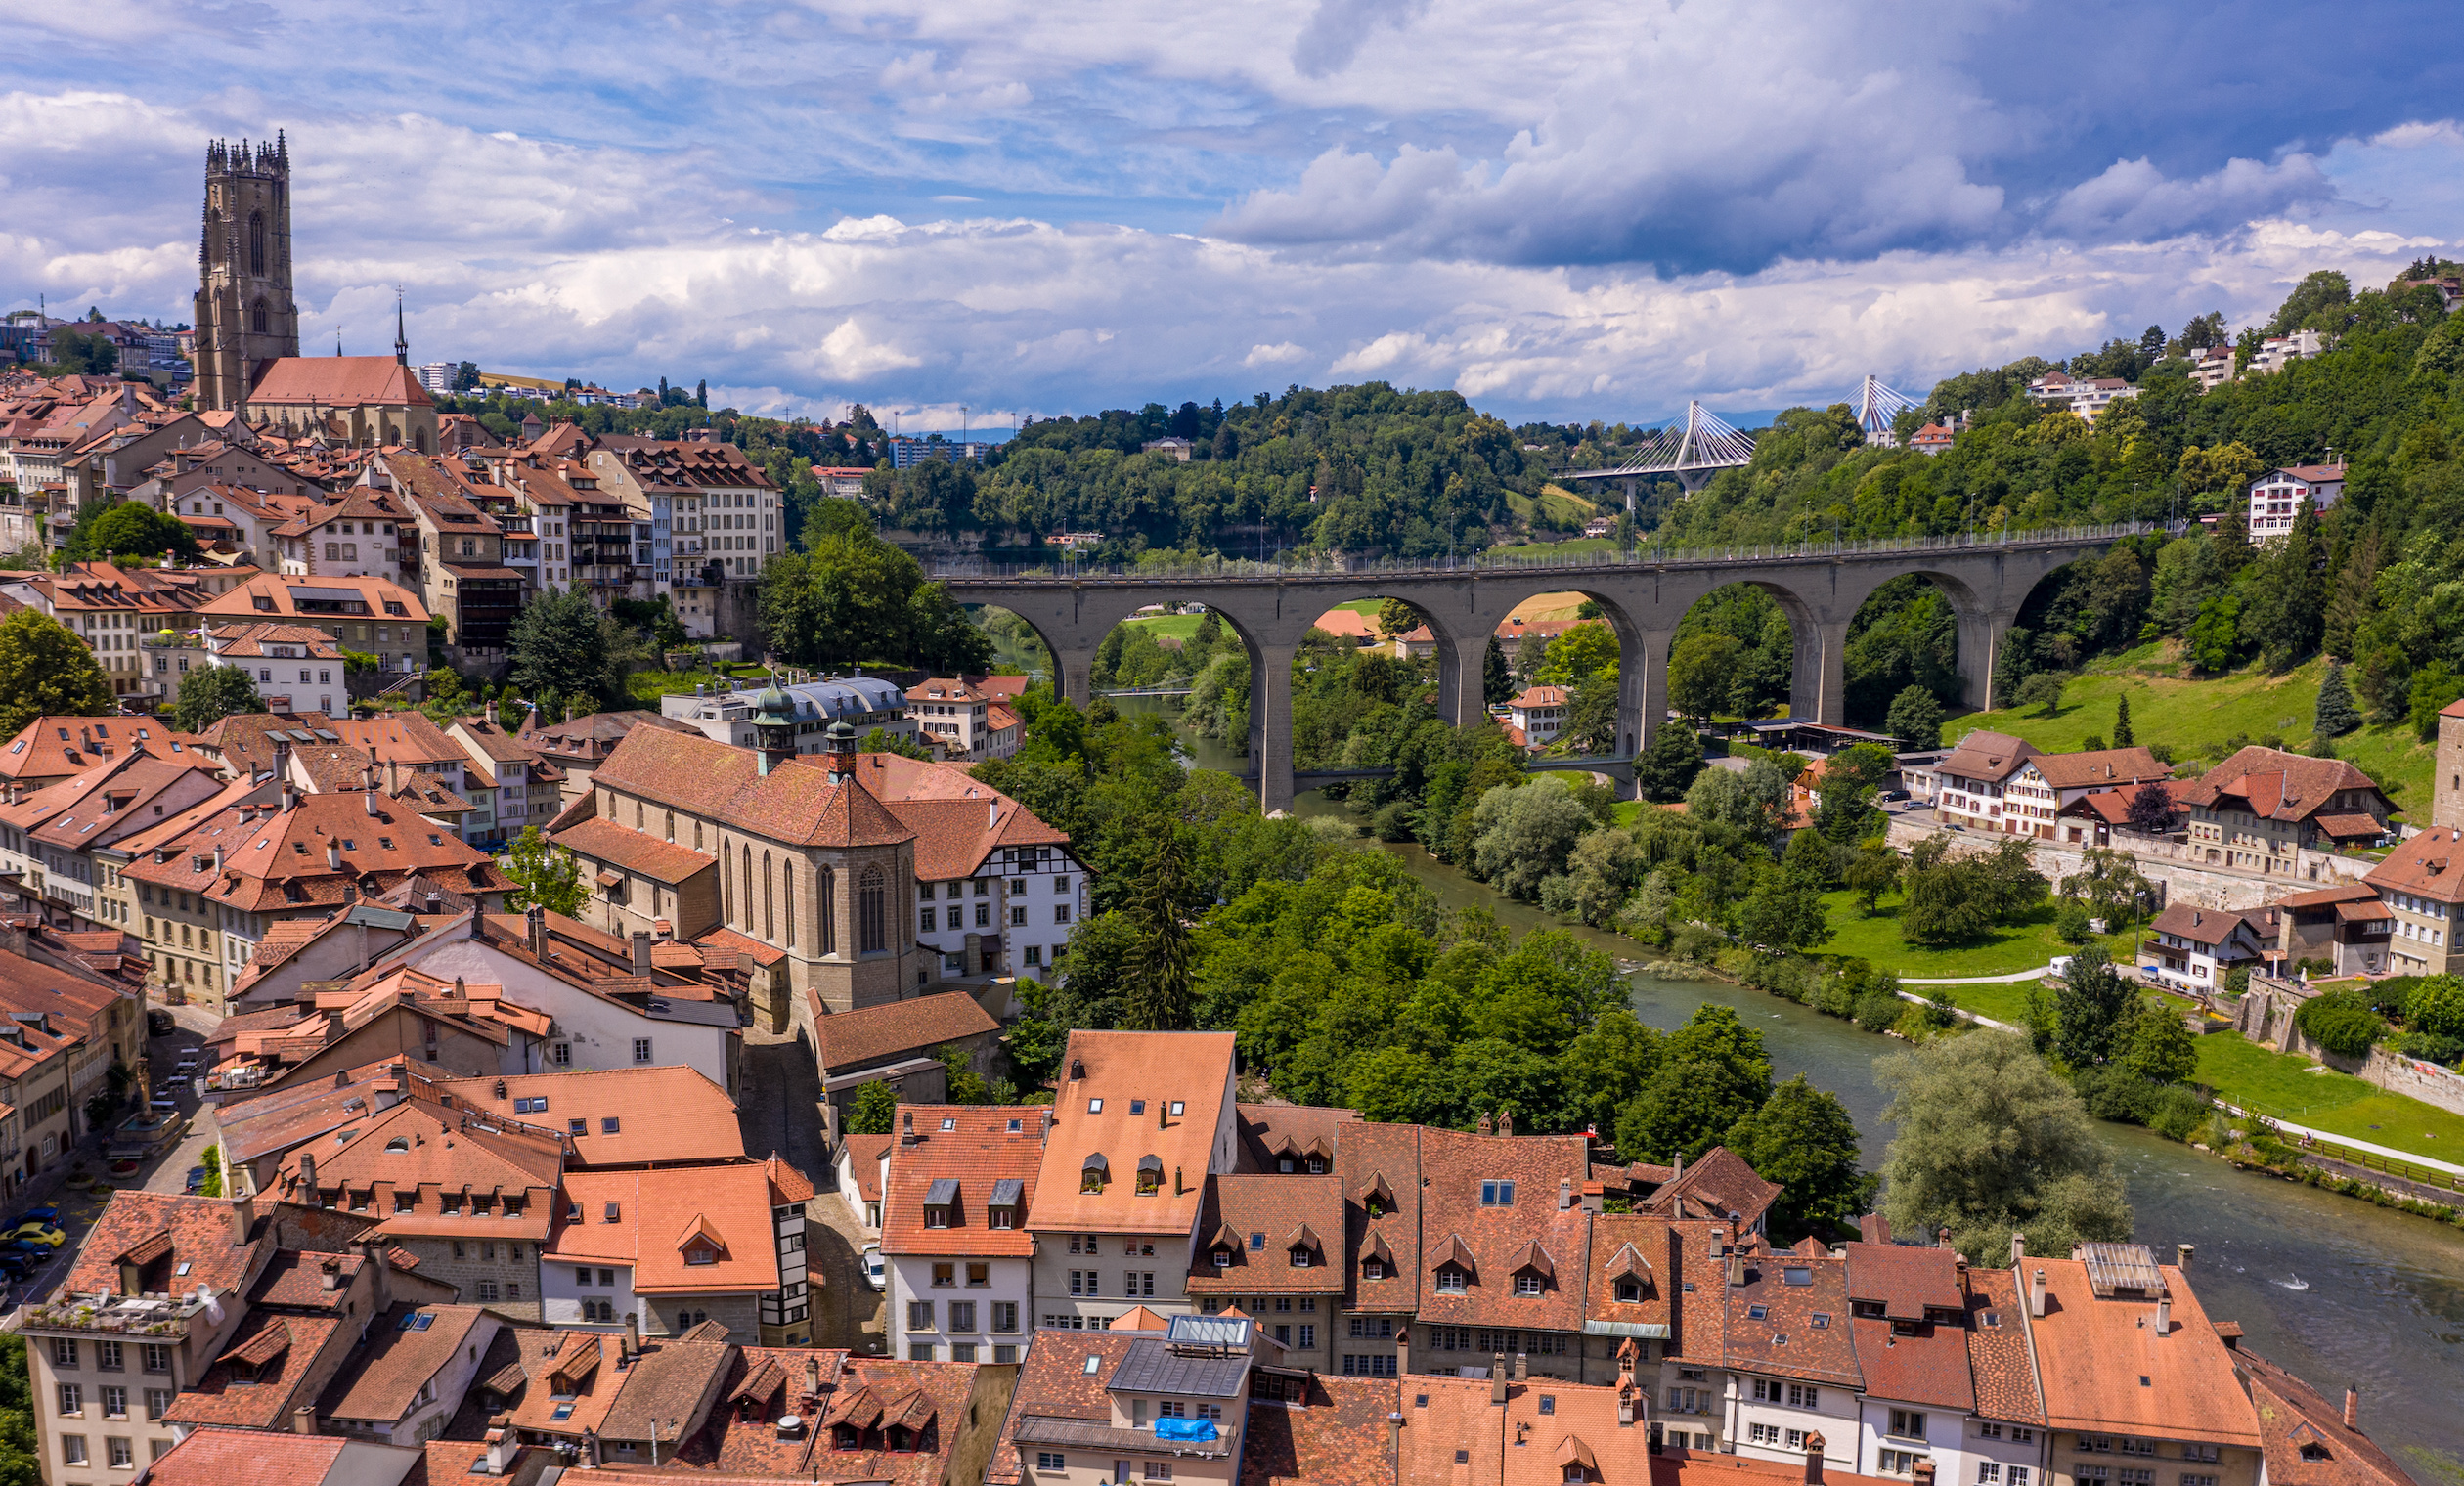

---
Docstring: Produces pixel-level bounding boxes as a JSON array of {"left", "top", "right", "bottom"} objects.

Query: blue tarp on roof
[{"left": 1154, "top": 1420, "right": 1218, "bottom": 1443}]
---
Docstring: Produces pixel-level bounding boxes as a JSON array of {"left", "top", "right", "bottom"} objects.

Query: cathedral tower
[{"left": 193, "top": 134, "right": 299, "bottom": 412}]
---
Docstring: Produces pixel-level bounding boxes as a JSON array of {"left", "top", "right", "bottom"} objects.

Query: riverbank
[{"left": 1127, "top": 695, "right": 2464, "bottom": 1469}]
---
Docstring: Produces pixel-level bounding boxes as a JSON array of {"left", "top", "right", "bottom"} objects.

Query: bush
[
  {"left": 2055, "top": 898, "right": 2093, "bottom": 944},
  {"left": 2146, "top": 1084, "right": 2212, "bottom": 1142},
  {"left": 2294, "top": 990, "right": 2386, "bottom": 1058},
  {"left": 1855, "top": 989, "right": 1906, "bottom": 1032},
  {"left": 2402, "top": 975, "right": 2464, "bottom": 1039},
  {"left": 1370, "top": 801, "right": 1417, "bottom": 842},
  {"left": 1537, "top": 874, "right": 1578, "bottom": 916},
  {"left": 1671, "top": 924, "right": 1725, "bottom": 963},
  {"left": 2396, "top": 1031, "right": 2464, "bottom": 1067},
  {"left": 1817, "top": 976, "right": 1858, "bottom": 1019}
]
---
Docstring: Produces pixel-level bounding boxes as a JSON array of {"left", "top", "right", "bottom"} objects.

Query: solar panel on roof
[
  {"left": 1166, "top": 1314, "right": 1252, "bottom": 1348},
  {"left": 313, "top": 730, "right": 340, "bottom": 742}
]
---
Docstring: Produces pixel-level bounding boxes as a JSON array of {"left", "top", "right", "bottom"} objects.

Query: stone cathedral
[{"left": 192, "top": 134, "right": 301, "bottom": 412}]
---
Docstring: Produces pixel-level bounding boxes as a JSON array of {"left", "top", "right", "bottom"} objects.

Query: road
[
  {"left": 735, "top": 1026, "right": 884, "bottom": 1354},
  {"left": 1, "top": 999, "right": 222, "bottom": 1320}
]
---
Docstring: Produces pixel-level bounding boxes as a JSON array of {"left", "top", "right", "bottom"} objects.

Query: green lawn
[
  {"left": 1815, "top": 891, "right": 2135, "bottom": 1012},
  {"left": 1949, "top": 647, "right": 2431, "bottom": 812},
  {"left": 1122, "top": 611, "right": 1206, "bottom": 641},
  {"left": 2194, "top": 1031, "right": 2464, "bottom": 1165}
]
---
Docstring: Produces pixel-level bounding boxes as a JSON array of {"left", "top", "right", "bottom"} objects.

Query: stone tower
[{"left": 192, "top": 134, "right": 300, "bottom": 412}]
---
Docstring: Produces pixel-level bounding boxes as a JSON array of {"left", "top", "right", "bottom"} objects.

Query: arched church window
[
  {"left": 858, "top": 866, "right": 887, "bottom": 954},
  {"left": 783, "top": 861, "right": 795, "bottom": 948},
  {"left": 762, "top": 852, "right": 774, "bottom": 941},
  {"left": 250, "top": 300, "right": 269, "bottom": 334},
  {"left": 248, "top": 211, "right": 265, "bottom": 276},
  {"left": 741, "top": 847, "right": 752, "bottom": 926},
  {"left": 816, "top": 866, "right": 836, "bottom": 956}
]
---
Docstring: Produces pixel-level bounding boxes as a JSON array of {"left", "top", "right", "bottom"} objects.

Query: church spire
[{"left": 394, "top": 289, "right": 408, "bottom": 367}]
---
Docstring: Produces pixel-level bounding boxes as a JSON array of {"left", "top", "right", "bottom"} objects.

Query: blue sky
[{"left": 2, "top": 0, "right": 2459, "bottom": 429}]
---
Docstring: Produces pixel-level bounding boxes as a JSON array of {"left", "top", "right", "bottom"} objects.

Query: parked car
[
  {"left": 859, "top": 1245, "right": 885, "bottom": 1291},
  {"left": 174, "top": 1049, "right": 201, "bottom": 1069},
  {"left": 0, "top": 1254, "right": 34, "bottom": 1283},
  {"left": 185, "top": 1167, "right": 210, "bottom": 1194},
  {"left": 147, "top": 1009, "right": 175, "bottom": 1037},
  {"left": 1876, "top": 789, "right": 1909, "bottom": 802},
  {"left": 18, "top": 1206, "right": 59, "bottom": 1226},
  {"left": 7, "top": 1223, "right": 66, "bottom": 1248}
]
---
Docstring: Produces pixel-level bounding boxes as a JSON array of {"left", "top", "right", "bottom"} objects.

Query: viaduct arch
[{"left": 946, "top": 530, "right": 2133, "bottom": 812}]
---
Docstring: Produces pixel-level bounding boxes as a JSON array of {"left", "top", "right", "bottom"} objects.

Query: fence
[{"left": 926, "top": 522, "right": 2153, "bottom": 583}]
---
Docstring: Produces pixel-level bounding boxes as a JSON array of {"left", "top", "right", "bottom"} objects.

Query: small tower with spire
[
  {"left": 394, "top": 288, "right": 409, "bottom": 367},
  {"left": 753, "top": 677, "right": 799, "bottom": 776}
]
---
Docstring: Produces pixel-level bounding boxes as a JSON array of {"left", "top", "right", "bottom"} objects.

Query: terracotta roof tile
[
  {"left": 1186, "top": 1174, "right": 1347, "bottom": 1293},
  {"left": 553, "top": 815, "right": 718, "bottom": 884},
  {"left": 880, "top": 1105, "right": 1045, "bottom": 1257},
  {"left": 2234, "top": 1346, "right": 2413, "bottom": 1486},
  {"left": 548, "top": 1165, "right": 782, "bottom": 1294},
  {"left": 817, "top": 991, "right": 999, "bottom": 1073},
  {"left": 2024, "top": 1253, "right": 2260, "bottom": 1446},
  {"left": 1029, "top": 1030, "right": 1237, "bottom": 1237},
  {"left": 1962, "top": 1267, "right": 2044, "bottom": 1424},
  {"left": 1415, "top": 1127, "right": 1592, "bottom": 1334},
  {"left": 430, "top": 1065, "right": 744, "bottom": 1167}
]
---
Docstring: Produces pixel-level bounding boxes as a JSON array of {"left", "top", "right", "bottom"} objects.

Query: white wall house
[{"left": 2245, "top": 463, "right": 2346, "bottom": 543}]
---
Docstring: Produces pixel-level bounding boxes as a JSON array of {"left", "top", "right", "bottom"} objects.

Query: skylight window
[
  {"left": 1168, "top": 1102, "right": 1184, "bottom": 1116},
  {"left": 1087, "top": 1099, "right": 1103, "bottom": 1114},
  {"left": 1129, "top": 1100, "right": 1146, "bottom": 1115},
  {"left": 941, "top": 1117, "right": 956, "bottom": 1130},
  {"left": 1783, "top": 1266, "right": 1813, "bottom": 1287},
  {"left": 1748, "top": 1304, "right": 1768, "bottom": 1320},
  {"left": 1082, "top": 1355, "right": 1102, "bottom": 1376}
]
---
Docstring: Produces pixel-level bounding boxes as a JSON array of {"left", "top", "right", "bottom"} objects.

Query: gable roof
[
  {"left": 588, "top": 724, "right": 915, "bottom": 849},
  {"left": 549, "top": 1165, "right": 784, "bottom": 1294},
  {"left": 1939, "top": 730, "right": 2043, "bottom": 784},
  {"left": 249, "top": 357, "right": 435, "bottom": 409},
  {"left": 2365, "top": 825, "right": 2464, "bottom": 905},
  {"left": 816, "top": 991, "right": 999, "bottom": 1073},
  {"left": 2025, "top": 747, "right": 2172, "bottom": 790},
  {"left": 1186, "top": 1174, "right": 1347, "bottom": 1293},
  {"left": 879, "top": 1104, "right": 1046, "bottom": 1257},
  {"left": 1028, "top": 1030, "right": 1237, "bottom": 1237},
  {"left": 430, "top": 1065, "right": 744, "bottom": 1167},
  {"left": 2179, "top": 746, "right": 2387, "bottom": 824},
  {"left": 2024, "top": 1253, "right": 2261, "bottom": 1446}
]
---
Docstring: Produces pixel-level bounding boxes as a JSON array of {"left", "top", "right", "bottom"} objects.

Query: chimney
[
  {"left": 631, "top": 931, "right": 652, "bottom": 973},
  {"left": 2345, "top": 1384, "right": 2360, "bottom": 1431},
  {"left": 320, "top": 1257, "right": 340, "bottom": 1291},
  {"left": 2011, "top": 1233, "right": 2026, "bottom": 1266},
  {"left": 1728, "top": 1247, "right": 1745, "bottom": 1288},
  {"left": 1581, "top": 1181, "right": 1604, "bottom": 1215},
  {"left": 1914, "top": 1463, "right": 1936, "bottom": 1486},
  {"left": 363, "top": 1236, "right": 390, "bottom": 1312},
  {"left": 1396, "top": 1327, "right": 1409, "bottom": 1379},
  {"left": 901, "top": 1111, "right": 916, "bottom": 1149},
  {"left": 1559, "top": 1178, "right": 1572, "bottom": 1210},
  {"left": 298, "top": 1153, "right": 320, "bottom": 1207},
  {"left": 1499, "top": 1110, "right": 1514, "bottom": 1136},
  {"left": 483, "top": 1419, "right": 513, "bottom": 1476},
  {"left": 2176, "top": 1243, "right": 2194, "bottom": 1270},
  {"left": 1490, "top": 1356, "right": 1508, "bottom": 1404},
  {"left": 2030, "top": 1267, "right": 2047, "bottom": 1318},
  {"left": 527, "top": 906, "right": 546, "bottom": 959},
  {"left": 1514, "top": 1351, "right": 1528, "bottom": 1381},
  {"left": 486, "top": 700, "right": 498, "bottom": 726},
  {"left": 293, "top": 1404, "right": 318, "bottom": 1435},
  {"left": 230, "top": 1192, "right": 256, "bottom": 1246},
  {"left": 468, "top": 907, "right": 487, "bottom": 941},
  {"left": 1938, "top": 1226, "right": 1952, "bottom": 1249},
  {"left": 2154, "top": 1296, "right": 2171, "bottom": 1335},
  {"left": 365, "top": 787, "right": 377, "bottom": 815},
  {"left": 626, "top": 1310, "right": 642, "bottom": 1361},
  {"left": 281, "top": 780, "right": 298, "bottom": 810},
  {"left": 1477, "top": 1113, "right": 1494, "bottom": 1137},
  {"left": 327, "top": 843, "right": 342, "bottom": 870}
]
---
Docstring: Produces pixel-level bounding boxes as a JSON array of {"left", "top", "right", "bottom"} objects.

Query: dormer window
[
  {"left": 685, "top": 1245, "right": 718, "bottom": 1266},
  {"left": 1212, "top": 1248, "right": 1232, "bottom": 1268},
  {"left": 1289, "top": 1246, "right": 1311, "bottom": 1269},
  {"left": 1615, "top": 1279, "right": 1643, "bottom": 1303},
  {"left": 1436, "top": 1267, "right": 1467, "bottom": 1293},
  {"left": 1517, "top": 1273, "right": 1544, "bottom": 1295},
  {"left": 1135, "top": 1156, "right": 1163, "bottom": 1196},
  {"left": 1080, "top": 1155, "right": 1109, "bottom": 1194},
  {"left": 927, "top": 1206, "right": 951, "bottom": 1229}
]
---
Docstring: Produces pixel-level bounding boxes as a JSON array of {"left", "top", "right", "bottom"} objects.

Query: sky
[{"left": 3, "top": 1, "right": 2462, "bottom": 431}]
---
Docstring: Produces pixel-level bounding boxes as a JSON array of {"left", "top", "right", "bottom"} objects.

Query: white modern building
[{"left": 881, "top": 1105, "right": 1046, "bottom": 1364}]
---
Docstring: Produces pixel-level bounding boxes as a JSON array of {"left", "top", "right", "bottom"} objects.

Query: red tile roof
[
  {"left": 2365, "top": 825, "right": 2464, "bottom": 903},
  {"left": 588, "top": 725, "right": 915, "bottom": 849},
  {"left": 2024, "top": 1253, "right": 2261, "bottom": 1446},
  {"left": 549, "top": 1165, "right": 784, "bottom": 1295},
  {"left": 250, "top": 356, "right": 434, "bottom": 410},
  {"left": 816, "top": 991, "right": 999, "bottom": 1073},
  {"left": 2179, "top": 746, "right": 2387, "bottom": 825},
  {"left": 553, "top": 815, "right": 718, "bottom": 884},
  {"left": 879, "top": 1104, "right": 1045, "bottom": 1258},
  {"left": 1187, "top": 1174, "right": 1348, "bottom": 1293},
  {"left": 2234, "top": 1346, "right": 2414, "bottom": 1486},
  {"left": 429, "top": 1065, "right": 744, "bottom": 1167},
  {"left": 1962, "top": 1267, "right": 2045, "bottom": 1425},
  {"left": 1029, "top": 1030, "right": 1238, "bottom": 1238},
  {"left": 1415, "top": 1127, "right": 1592, "bottom": 1333},
  {"left": 140, "top": 1428, "right": 371, "bottom": 1486}
]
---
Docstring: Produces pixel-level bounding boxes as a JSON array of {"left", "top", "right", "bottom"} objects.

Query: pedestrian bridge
[{"left": 936, "top": 524, "right": 2142, "bottom": 810}]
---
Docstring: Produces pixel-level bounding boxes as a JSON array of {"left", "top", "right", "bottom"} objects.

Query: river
[{"left": 1130, "top": 697, "right": 2464, "bottom": 1467}]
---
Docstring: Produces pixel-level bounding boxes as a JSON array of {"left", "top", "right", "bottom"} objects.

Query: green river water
[{"left": 1128, "top": 698, "right": 2464, "bottom": 1467}]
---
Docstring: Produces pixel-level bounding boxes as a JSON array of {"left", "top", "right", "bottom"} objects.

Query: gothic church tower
[{"left": 193, "top": 135, "right": 299, "bottom": 412}]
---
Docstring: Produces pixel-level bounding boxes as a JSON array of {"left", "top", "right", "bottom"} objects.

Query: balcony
[{"left": 22, "top": 1290, "right": 214, "bottom": 1340}]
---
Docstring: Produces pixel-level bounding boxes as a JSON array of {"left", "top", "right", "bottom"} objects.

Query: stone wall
[
  {"left": 1883, "top": 817, "right": 2362, "bottom": 913},
  {"left": 2230, "top": 974, "right": 2464, "bottom": 1119}
]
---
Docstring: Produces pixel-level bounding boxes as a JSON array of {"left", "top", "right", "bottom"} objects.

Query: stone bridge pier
[{"left": 944, "top": 533, "right": 2125, "bottom": 811}]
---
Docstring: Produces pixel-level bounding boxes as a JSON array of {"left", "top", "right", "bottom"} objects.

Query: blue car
[
  {"left": 17, "top": 1206, "right": 58, "bottom": 1225},
  {"left": 6, "top": 1238, "right": 52, "bottom": 1257}
]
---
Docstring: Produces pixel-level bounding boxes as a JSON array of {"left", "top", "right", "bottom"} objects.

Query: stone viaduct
[{"left": 939, "top": 527, "right": 2137, "bottom": 812}]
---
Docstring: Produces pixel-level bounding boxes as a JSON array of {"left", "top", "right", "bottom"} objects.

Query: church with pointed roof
[{"left": 192, "top": 135, "right": 441, "bottom": 453}]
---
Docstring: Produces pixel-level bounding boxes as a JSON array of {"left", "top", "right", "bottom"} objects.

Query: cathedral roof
[
  {"left": 584, "top": 725, "right": 915, "bottom": 850},
  {"left": 246, "top": 358, "right": 433, "bottom": 411}
]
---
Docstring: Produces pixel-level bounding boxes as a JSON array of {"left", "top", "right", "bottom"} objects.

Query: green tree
[
  {"left": 1843, "top": 840, "right": 1902, "bottom": 913},
  {"left": 2013, "top": 671, "right": 2067, "bottom": 716},
  {"left": 2052, "top": 946, "right": 2135, "bottom": 1069},
  {"left": 1614, "top": 1006, "right": 1774, "bottom": 1162},
  {"left": 2111, "top": 693, "right": 2134, "bottom": 748},
  {"left": 844, "top": 1080, "right": 898, "bottom": 1135},
  {"left": 1724, "top": 1075, "right": 1876, "bottom": 1241},
  {"left": 172, "top": 665, "right": 267, "bottom": 733},
  {"left": 1884, "top": 685, "right": 1943, "bottom": 749},
  {"left": 1738, "top": 875, "right": 1831, "bottom": 952},
  {"left": 2119, "top": 1004, "right": 2197, "bottom": 1085},
  {"left": 1559, "top": 1010, "right": 1663, "bottom": 1137},
  {"left": 0, "top": 1333, "right": 37, "bottom": 1486},
  {"left": 1483, "top": 635, "right": 1513, "bottom": 706},
  {"left": 1666, "top": 633, "right": 1741, "bottom": 721},
  {"left": 935, "top": 1043, "right": 991, "bottom": 1104},
  {"left": 2186, "top": 595, "right": 2242, "bottom": 674},
  {"left": 2313, "top": 660, "right": 2359, "bottom": 740},
  {"left": 1634, "top": 721, "right": 1704, "bottom": 803},
  {"left": 1375, "top": 598, "right": 1421, "bottom": 642},
  {"left": 0, "top": 609, "right": 113, "bottom": 737},
  {"left": 2404, "top": 977, "right": 2464, "bottom": 1040},
  {"left": 1120, "top": 829, "right": 1196, "bottom": 1029},
  {"left": 45, "top": 328, "right": 116, "bottom": 375},
  {"left": 509, "top": 587, "right": 611, "bottom": 707},
  {"left": 1470, "top": 779, "right": 1593, "bottom": 899},
  {"left": 1684, "top": 758, "right": 1795, "bottom": 839},
  {"left": 61, "top": 500, "right": 200, "bottom": 564},
  {"left": 1815, "top": 743, "right": 1894, "bottom": 843},
  {"left": 496, "top": 826, "right": 588, "bottom": 917},
  {"left": 1876, "top": 1031, "right": 2133, "bottom": 1263}
]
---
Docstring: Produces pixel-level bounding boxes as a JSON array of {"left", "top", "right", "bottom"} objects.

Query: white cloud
[{"left": 1244, "top": 341, "right": 1307, "bottom": 367}]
